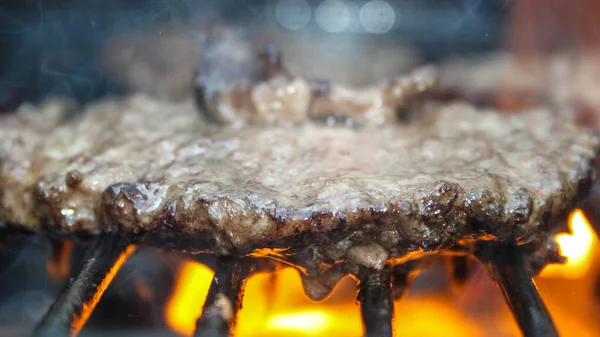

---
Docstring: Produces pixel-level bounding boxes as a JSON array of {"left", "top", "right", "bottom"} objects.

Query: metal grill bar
[
  {"left": 390, "top": 263, "right": 414, "bottom": 300},
  {"left": 0, "top": 229, "right": 12, "bottom": 249},
  {"left": 450, "top": 255, "right": 470, "bottom": 286},
  {"left": 475, "top": 241, "right": 559, "bottom": 337},
  {"left": 357, "top": 266, "right": 394, "bottom": 337},
  {"left": 31, "top": 233, "right": 134, "bottom": 337},
  {"left": 194, "top": 257, "right": 251, "bottom": 337}
]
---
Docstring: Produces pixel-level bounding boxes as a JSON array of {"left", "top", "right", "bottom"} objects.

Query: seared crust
[{"left": 1, "top": 95, "right": 598, "bottom": 266}]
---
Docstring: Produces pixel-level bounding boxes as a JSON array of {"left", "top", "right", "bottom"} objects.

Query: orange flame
[
  {"left": 541, "top": 209, "right": 597, "bottom": 279},
  {"left": 165, "top": 261, "right": 214, "bottom": 336},
  {"left": 266, "top": 311, "right": 331, "bottom": 334},
  {"left": 164, "top": 210, "right": 600, "bottom": 337},
  {"left": 235, "top": 268, "right": 363, "bottom": 337},
  {"left": 535, "top": 209, "right": 600, "bottom": 336},
  {"left": 234, "top": 267, "right": 489, "bottom": 337}
]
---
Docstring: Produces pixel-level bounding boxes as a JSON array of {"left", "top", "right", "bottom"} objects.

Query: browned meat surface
[
  {"left": 1, "top": 95, "right": 598, "bottom": 274},
  {"left": 437, "top": 53, "right": 600, "bottom": 257}
]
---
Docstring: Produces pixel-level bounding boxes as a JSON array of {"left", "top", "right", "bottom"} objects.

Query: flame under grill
[{"left": 0, "top": 207, "right": 593, "bottom": 337}]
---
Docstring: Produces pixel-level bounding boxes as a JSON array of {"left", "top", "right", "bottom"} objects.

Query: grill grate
[
  {"left": 19, "top": 233, "right": 565, "bottom": 337},
  {"left": 32, "top": 234, "right": 133, "bottom": 337},
  {"left": 357, "top": 266, "right": 394, "bottom": 337},
  {"left": 475, "top": 242, "right": 558, "bottom": 337},
  {"left": 16, "top": 196, "right": 600, "bottom": 337}
]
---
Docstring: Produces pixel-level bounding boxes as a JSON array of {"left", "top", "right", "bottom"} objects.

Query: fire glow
[
  {"left": 72, "top": 244, "right": 137, "bottom": 336},
  {"left": 165, "top": 261, "right": 214, "bottom": 336},
  {"left": 541, "top": 209, "right": 597, "bottom": 279},
  {"left": 165, "top": 209, "right": 599, "bottom": 337},
  {"left": 266, "top": 311, "right": 330, "bottom": 334}
]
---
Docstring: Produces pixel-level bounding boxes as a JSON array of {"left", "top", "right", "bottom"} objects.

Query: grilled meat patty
[{"left": 1, "top": 95, "right": 598, "bottom": 273}]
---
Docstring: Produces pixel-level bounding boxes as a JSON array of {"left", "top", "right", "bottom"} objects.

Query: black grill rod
[
  {"left": 475, "top": 241, "right": 559, "bottom": 337},
  {"left": 390, "top": 261, "right": 419, "bottom": 301},
  {"left": 357, "top": 266, "right": 394, "bottom": 337},
  {"left": 194, "top": 257, "right": 252, "bottom": 337},
  {"left": 0, "top": 228, "right": 11, "bottom": 249},
  {"left": 31, "top": 233, "right": 134, "bottom": 337},
  {"left": 450, "top": 255, "right": 470, "bottom": 286}
]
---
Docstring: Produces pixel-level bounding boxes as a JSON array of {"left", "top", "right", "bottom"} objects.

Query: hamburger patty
[{"left": 0, "top": 95, "right": 598, "bottom": 269}]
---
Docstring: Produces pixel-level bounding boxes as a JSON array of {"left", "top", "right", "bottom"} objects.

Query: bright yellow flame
[
  {"left": 541, "top": 209, "right": 597, "bottom": 279},
  {"left": 236, "top": 268, "right": 364, "bottom": 337},
  {"left": 234, "top": 267, "right": 486, "bottom": 337},
  {"left": 267, "top": 311, "right": 329, "bottom": 334},
  {"left": 165, "top": 261, "right": 214, "bottom": 336},
  {"left": 394, "top": 298, "right": 482, "bottom": 337}
]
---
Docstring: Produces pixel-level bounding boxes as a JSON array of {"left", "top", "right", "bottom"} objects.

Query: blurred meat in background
[{"left": 0, "top": 0, "right": 508, "bottom": 110}]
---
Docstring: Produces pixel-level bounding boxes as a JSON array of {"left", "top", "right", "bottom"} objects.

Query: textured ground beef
[{"left": 0, "top": 96, "right": 597, "bottom": 280}]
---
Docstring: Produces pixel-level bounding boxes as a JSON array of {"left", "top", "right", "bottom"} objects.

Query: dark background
[{"left": 0, "top": 0, "right": 510, "bottom": 109}]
